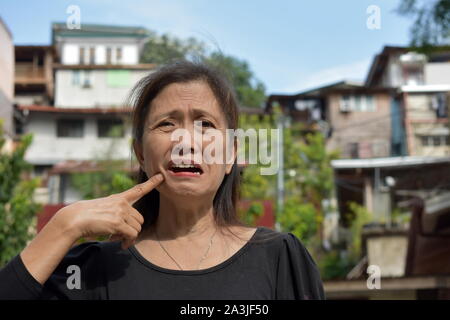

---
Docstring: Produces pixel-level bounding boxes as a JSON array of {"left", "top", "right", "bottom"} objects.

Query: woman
[{"left": 0, "top": 60, "right": 325, "bottom": 300}]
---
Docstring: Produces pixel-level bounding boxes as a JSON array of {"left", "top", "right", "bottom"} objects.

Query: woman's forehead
[{"left": 148, "top": 81, "right": 225, "bottom": 121}]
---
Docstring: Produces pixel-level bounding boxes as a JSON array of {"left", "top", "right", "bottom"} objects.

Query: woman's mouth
[{"left": 168, "top": 161, "right": 204, "bottom": 177}]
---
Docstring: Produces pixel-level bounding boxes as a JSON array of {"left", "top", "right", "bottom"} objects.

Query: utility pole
[
  {"left": 275, "top": 112, "right": 284, "bottom": 232},
  {"left": 447, "top": 91, "right": 450, "bottom": 155}
]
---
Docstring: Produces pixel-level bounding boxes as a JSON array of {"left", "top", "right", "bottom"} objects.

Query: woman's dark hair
[{"left": 128, "top": 59, "right": 282, "bottom": 244}]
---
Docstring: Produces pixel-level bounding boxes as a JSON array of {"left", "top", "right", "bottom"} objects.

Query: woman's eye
[
  {"left": 159, "top": 121, "right": 174, "bottom": 127},
  {"left": 199, "top": 120, "right": 214, "bottom": 128}
]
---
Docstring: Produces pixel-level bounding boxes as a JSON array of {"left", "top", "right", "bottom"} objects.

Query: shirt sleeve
[
  {"left": 275, "top": 232, "right": 326, "bottom": 300},
  {"left": 0, "top": 241, "right": 106, "bottom": 300}
]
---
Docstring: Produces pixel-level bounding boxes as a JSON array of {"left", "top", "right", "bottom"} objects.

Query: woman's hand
[{"left": 54, "top": 173, "right": 164, "bottom": 250}]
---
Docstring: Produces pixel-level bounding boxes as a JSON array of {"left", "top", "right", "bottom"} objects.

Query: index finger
[{"left": 120, "top": 173, "right": 164, "bottom": 204}]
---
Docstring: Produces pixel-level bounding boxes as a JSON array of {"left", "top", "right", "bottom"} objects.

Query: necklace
[{"left": 155, "top": 227, "right": 218, "bottom": 270}]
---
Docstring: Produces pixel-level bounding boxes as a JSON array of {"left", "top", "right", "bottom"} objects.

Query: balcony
[{"left": 15, "top": 63, "right": 46, "bottom": 85}]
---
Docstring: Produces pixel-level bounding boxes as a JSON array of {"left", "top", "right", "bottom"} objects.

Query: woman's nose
[{"left": 171, "top": 124, "right": 203, "bottom": 160}]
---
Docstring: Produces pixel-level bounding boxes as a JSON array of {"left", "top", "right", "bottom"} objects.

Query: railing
[{"left": 15, "top": 63, "right": 45, "bottom": 83}]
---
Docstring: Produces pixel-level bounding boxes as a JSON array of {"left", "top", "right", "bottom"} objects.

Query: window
[
  {"left": 420, "top": 135, "right": 450, "bottom": 147},
  {"left": 72, "top": 71, "right": 93, "bottom": 88},
  {"left": 340, "top": 95, "right": 351, "bottom": 112},
  {"left": 72, "top": 70, "right": 80, "bottom": 85},
  {"left": 421, "top": 136, "right": 431, "bottom": 147},
  {"left": 339, "top": 95, "right": 376, "bottom": 112},
  {"left": 116, "top": 47, "right": 122, "bottom": 63},
  {"left": 79, "top": 47, "right": 85, "bottom": 65},
  {"left": 89, "top": 47, "right": 95, "bottom": 64},
  {"left": 404, "top": 66, "right": 424, "bottom": 85},
  {"left": 366, "top": 95, "right": 375, "bottom": 111},
  {"left": 348, "top": 142, "right": 359, "bottom": 159},
  {"left": 432, "top": 136, "right": 441, "bottom": 146},
  {"left": 57, "top": 119, "right": 84, "bottom": 137},
  {"left": 82, "top": 71, "right": 92, "bottom": 88},
  {"left": 354, "top": 95, "right": 362, "bottom": 110},
  {"left": 431, "top": 93, "right": 448, "bottom": 119},
  {"left": 106, "top": 47, "right": 112, "bottom": 64},
  {"left": 97, "top": 119, "right": 124, "bottom": 138}
]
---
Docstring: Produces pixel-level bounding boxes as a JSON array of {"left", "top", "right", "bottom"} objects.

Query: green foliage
[
  {"left": 238, "top": 105, "right": 339, "bottom": 251},
  {"left": 296, "top": 132, "right": 339, "bottom": 200},
  {"left": 71, "top": 167, "right": 135, "bottom": 200},
  {"left": 140, "top": 32, "right": 266, "bottom": 108},
  {"left": 346, "top": 202, "right": 373, "bottom": 261},
  {"left": 205, "top": 52, "right": 266, "bottom": 108},
  {"left": 237, "top": 113, "right": 276, "bottom": 225},
  {"left": 397, "top": 0, "right": 450, "bottom": 48},
  {"left": 239, "top": 201, "right": 264, "bottom": 226},
  {"left": 280, "top": 121, "right": 340, "bottom": 247},
  {"left": 71, "top": 124, "right": 135, "bottom": 200},
  {"left": 391, "top": 207, "right": 412, "bottom": 227},
  {"left": 317, "top": 202, "right": 374, "bottom": 280},
  {"left": 238, "top": 113, "right": 276, "bottom": 200},
  {"left": 141, "top": 32, "right": 206, "bottom": 65},
  {"left": 278, "top": 197, "right": 317, "bottom": 247},
  {"left": 318, "top": 250, "right": 355, "bottom": 280},
  {"left": 0, "top": 120, "right": 42, "bottom": 266}
]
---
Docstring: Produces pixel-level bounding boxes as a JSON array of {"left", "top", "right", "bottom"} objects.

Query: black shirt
[{"left": 0, "top": 226, "right": 325, "bottom": 300}]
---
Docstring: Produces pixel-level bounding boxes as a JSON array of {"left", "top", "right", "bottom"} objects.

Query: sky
[{"left": 0, "top": 0, "right": 413, "bottom": 94}]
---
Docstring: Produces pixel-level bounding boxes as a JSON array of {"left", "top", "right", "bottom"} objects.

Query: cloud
[{"left": 281, "top": 58, "right": 372, "bottom": 93}]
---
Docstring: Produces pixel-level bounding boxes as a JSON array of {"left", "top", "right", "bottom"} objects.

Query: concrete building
[
  {"left": 14, "top": 23, "right": 156, "bottom": 204},
  {"left": 14, "top": 45, "right": 55, "bottom": 106},
  {"left": 366, "top": 46, "right": 450, "bottom": 157},
  {"left": 266, "top": 81, "right": 395, "bottom": 159},
  {"left": 0, "top": 16, "right": 14, "bottom": 151},
  {"left": 53, "top": 64, "right": 153, "bottom": 108},
  {"left": 51, "top": 22, "right": 154, "bottom": 108}
]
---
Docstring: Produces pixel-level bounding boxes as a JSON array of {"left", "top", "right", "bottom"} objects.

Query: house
[
  {"left": 331, "top": 156, "right": 450, "bottom": 226},
  {"left": 266, "top": 81, "right": 395, "bottom": 159},
  {"left": 366, "top": 46, "right": 450, "bottom": 157},
  {"left": 325, "top": 155, "right": 450, "bottom": 299},
  {"left": 13, "top": 23, "right": 157, "bottom": 204},
  {"left": 14, "top": 45, "right": 55, "bottom": 106},
  {"left": 0, "top": 16, "right": 14, "bottom": 152},
  {"left": 51, "top": 22, "right": 154, "bottom": 108}
]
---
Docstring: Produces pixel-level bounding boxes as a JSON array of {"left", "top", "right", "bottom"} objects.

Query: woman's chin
[{"left": 160, "top": 183, "right": 205, "bottom": 198}]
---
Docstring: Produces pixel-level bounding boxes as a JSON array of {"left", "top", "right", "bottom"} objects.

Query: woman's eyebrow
[
  {"left": 149, "top": 108, "right": 222, "bottom": 124},
  {"left": 150, "top": 109, "right": 183, "bottom": 122},
  {"left": 191, "top": 108, "right": 221, "bottom": 123}
]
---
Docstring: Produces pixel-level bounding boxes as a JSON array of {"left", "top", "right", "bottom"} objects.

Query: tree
[
  {"left": 204, "top": 52, "right": 266, "bottom": 108},
  {"left": 140, "top": 32, "right": 266, "bottom": 108},
  {"left": 238, "top": 105, "right": 340, "bottom": 251},
  {"left": 140, "top": 31, "right": 206, "bottom": 65},
  {"left": 397, "top": 0, "right": 450, "bottom": 49},
  {"left": 0, "top": 120, "right": 42, "bottom": 267},
  {"left": 238, "top": 113, "right": 276, "bottom": 225}
]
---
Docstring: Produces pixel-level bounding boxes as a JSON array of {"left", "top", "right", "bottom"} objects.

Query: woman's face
[{"left": 135, "top": 80, "right": 235, "bottom": 199}]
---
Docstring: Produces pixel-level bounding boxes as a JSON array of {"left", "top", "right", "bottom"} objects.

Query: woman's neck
[{"left": 142, "top": 193, "right": 217, "bottom": 242}]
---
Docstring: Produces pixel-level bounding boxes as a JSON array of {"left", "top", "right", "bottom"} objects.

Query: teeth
[{"left": 173, "top": 164, "right": 196, "bottom": 168}]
